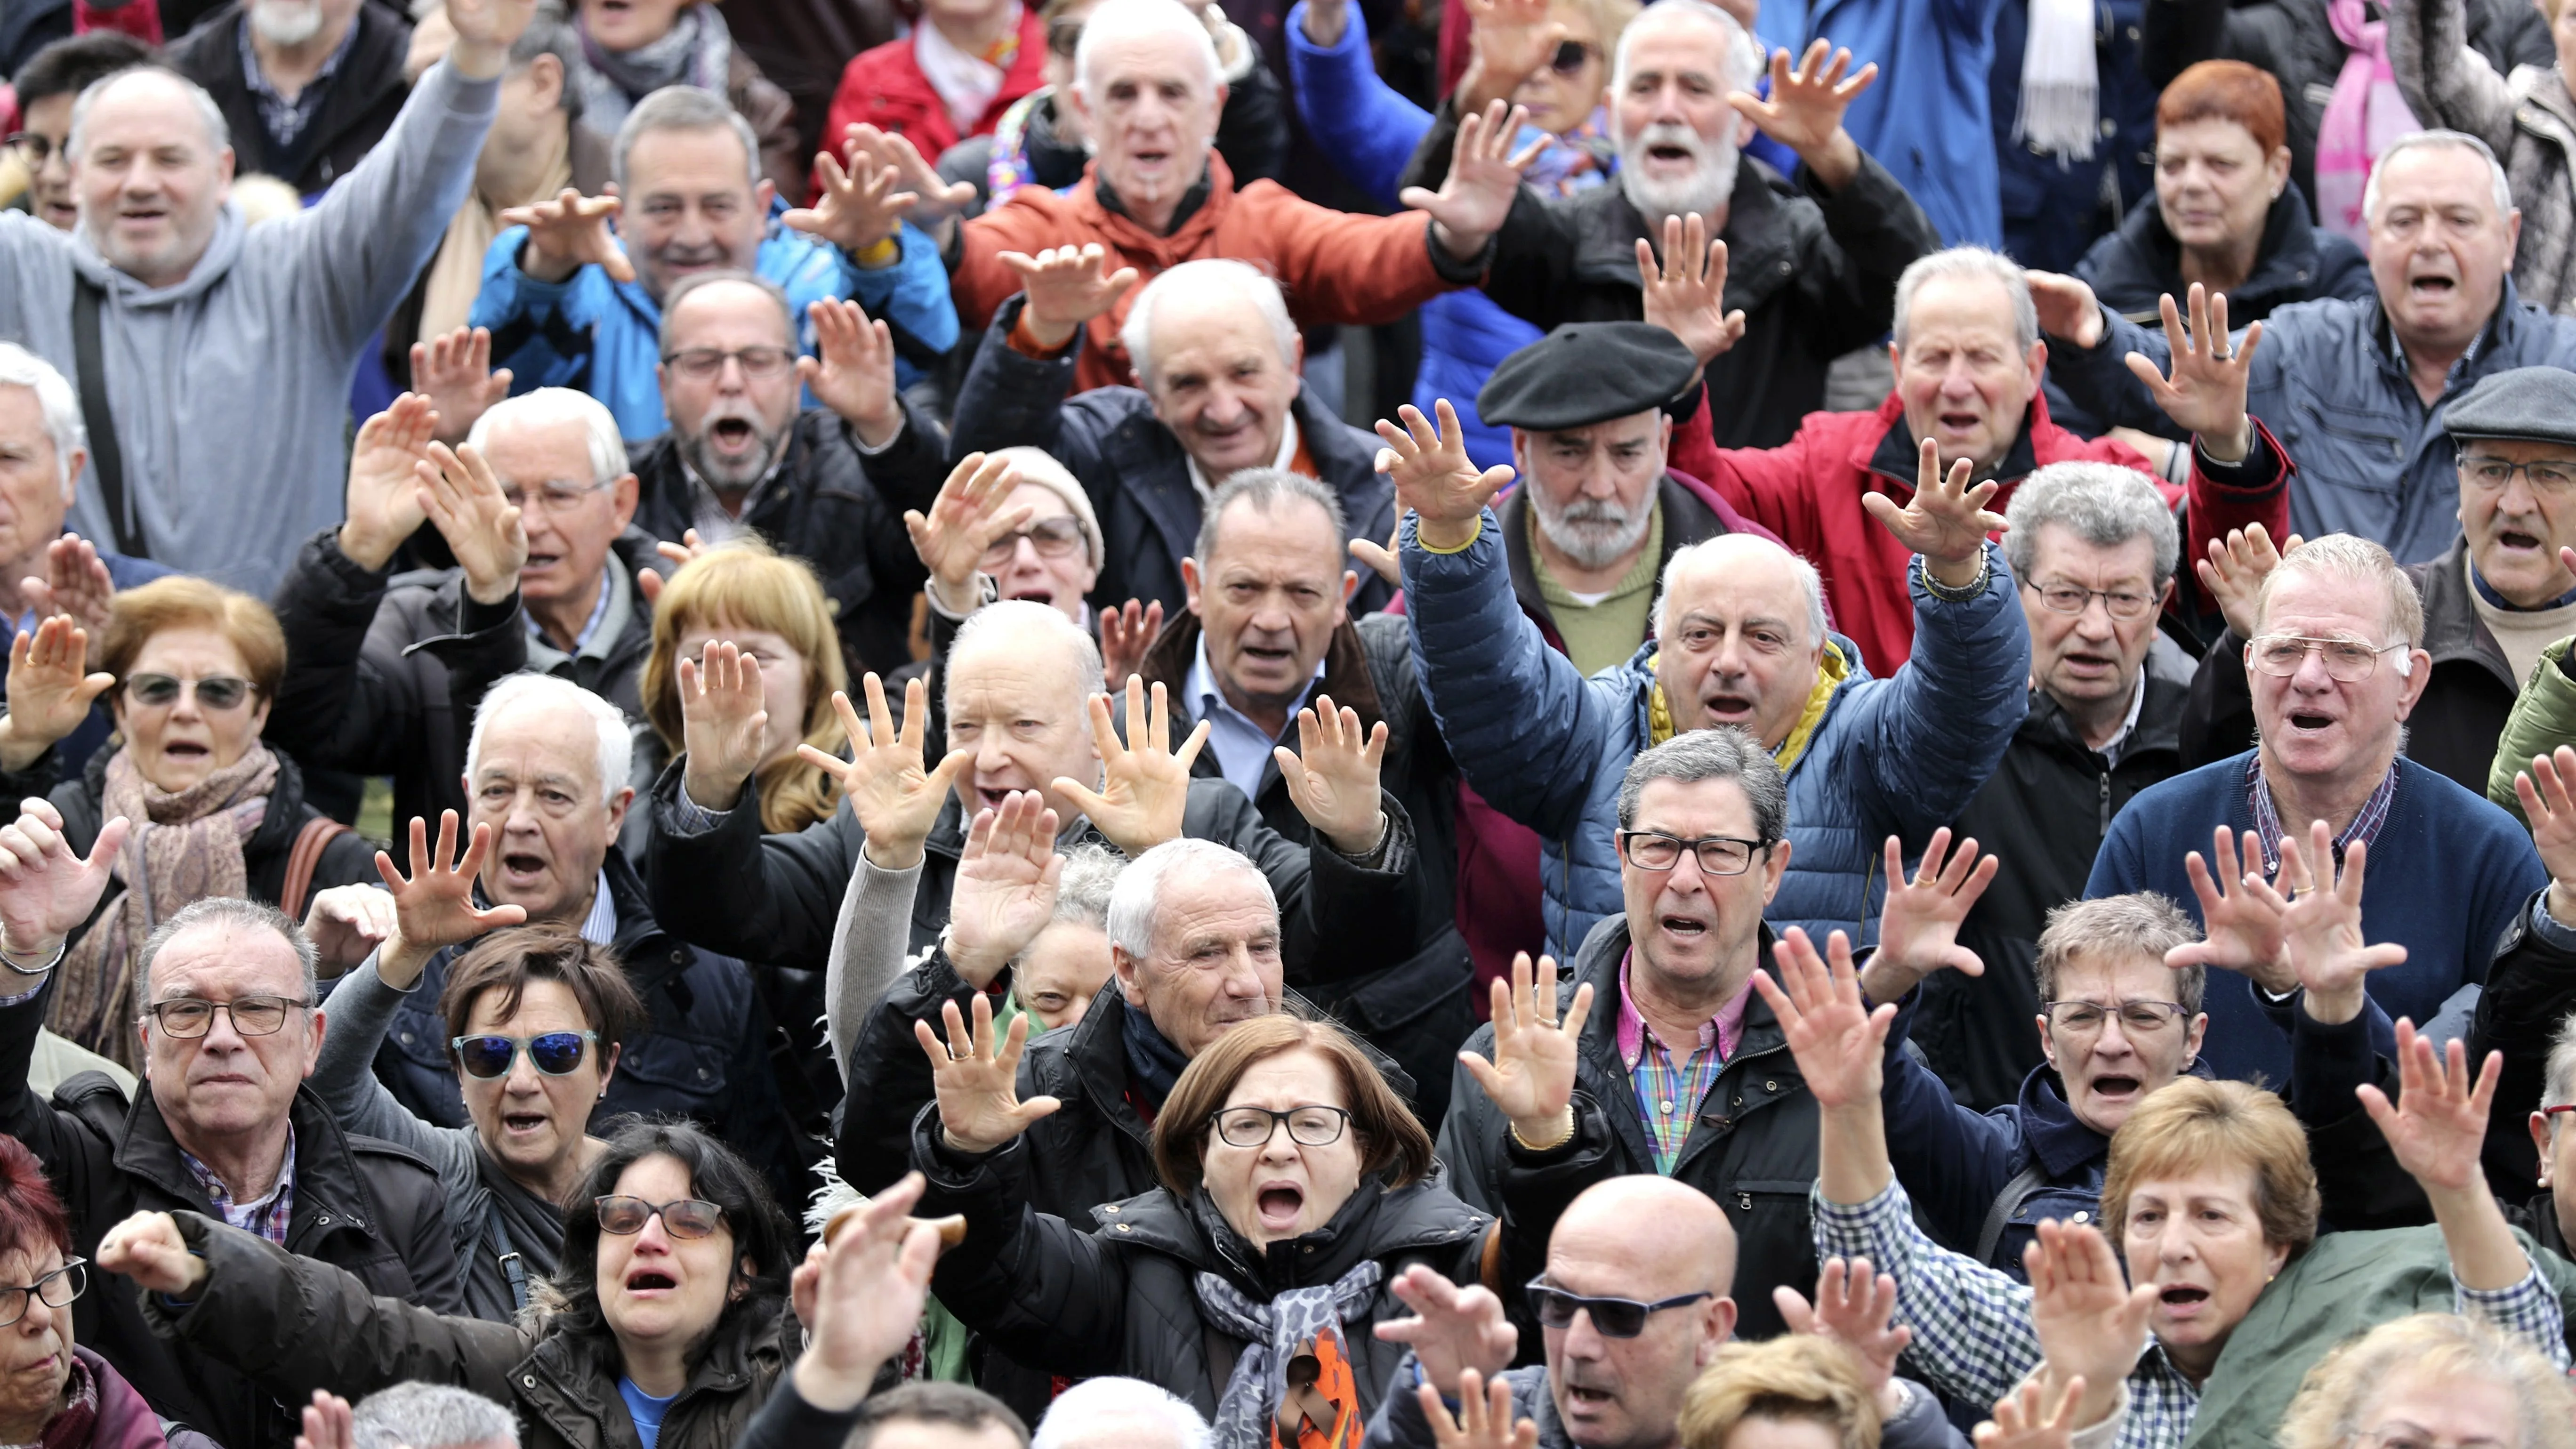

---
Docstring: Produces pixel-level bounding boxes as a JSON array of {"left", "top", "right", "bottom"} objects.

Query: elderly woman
[
  {"left": 0, "top": 580, "right": 377, "bottom": 1064},
  {"left": 2278, "top": 1312, "right": 2576, "bottom": 1449},
  {"left": 2389, "top": 0, "right": 2576, "bottom": 314},
  {"left": 1677, "top": 1337, "right": 1884, "bottom": 1449},
  {"left": 0, "top": 1134, "right": 215, "bottom": 1449}
]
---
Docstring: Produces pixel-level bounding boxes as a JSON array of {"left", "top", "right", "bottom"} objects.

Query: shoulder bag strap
[
  {"left": 70, "top": 278, "right": 147, "bottom": 560},
  {"left": 1973, "top": 1159, "right": 2056, "bottom": 1269},
  {"left": 279, "top": 817, "right": 351, "bottom": 921}
]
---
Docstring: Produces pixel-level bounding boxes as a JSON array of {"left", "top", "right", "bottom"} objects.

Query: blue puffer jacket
[
  {"left": 2046, "top": 276, "right": 2576, "bottom": 564},
  {"left": 1400, "top": 513, "right": 2030, "bottom": 956}
]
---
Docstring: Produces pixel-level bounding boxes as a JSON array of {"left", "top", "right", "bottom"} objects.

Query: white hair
[
  {"left": 467, "top": 387, "right": 629, "bottom": 484},
  {"left": 1104, "top": 838, "right": 1276, "bottom": 960},
  {"left": 944, "top": 600, "right": 1109, "bottom": 727},
  {"left": 0, "top": 342, "right": 87, "bottom": 496},
  {"left": 1074, "top": 0, "right": 1222, "bottom": 104},
  {"left": 66, "top": 65, "right": 229, "bottom": 161},
  {"left": 2003, "top": 460, "right": 2182, "bottom": 586},
  {"left": 464, "top": 673, "right": 633, "bottom": 803},
  {"left": 1118, "top": 258, "right": 1297, "bottom": 387},
  {"left": 1033, "top": 1378, "right": 1210, "bottom": 1449},
  {"left": 1609, "top": 0, "right": 1761, "bottom": 107},
  {"left": 350, "top": 1384, "right": 519, "bottom": 1449},
  {"left": 1892, "top": 246, "right": 2039, "bottom": 355},
  {"left": 1652, "top": 534, "right": 1829, "bottom": 644},
  {"left": 2363, "top": 129, "right": 2513, "bottom": 224}
]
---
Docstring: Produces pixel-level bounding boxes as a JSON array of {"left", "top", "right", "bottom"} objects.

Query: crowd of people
[{"left": 9, "top": 0, "right": 2576, "bottom": 1448}]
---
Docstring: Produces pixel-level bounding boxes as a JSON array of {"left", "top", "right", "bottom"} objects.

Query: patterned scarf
[
  {"left": 574, "top": 3, "right": 732, "bottom": 137},
  {"left": 1521, "top": 108, "right": 1614, "bottom": 197},
  {"left": 2315, "top": 0, "right": 2420, "bottom": 242},
  {"left": 52, "top": 744, "right": 278, "bottom": 1066},
  {"left": 1194, "top": 1259, "right": 1384, "bottom": 1449}
]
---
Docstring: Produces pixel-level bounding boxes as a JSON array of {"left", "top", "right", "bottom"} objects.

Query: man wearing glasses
[{"left": 0, "top": 871, "right": 462, "bottom": 1449}]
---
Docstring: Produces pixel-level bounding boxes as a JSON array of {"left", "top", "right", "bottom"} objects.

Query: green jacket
[{"left": 2486, "top": 636, "right": 2576, "bottom": 825}]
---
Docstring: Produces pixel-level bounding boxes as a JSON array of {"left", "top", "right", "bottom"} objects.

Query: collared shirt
[
  {"left": 1615, "top": 950, "right": 1748, "bottom": 1174},
  {"left": 1183, "top": 414, "right": 1300, "bottom": 504},
  {"left": 236, "top": 11, "right": 360, "bottom": 154},
  {"left": 1184, "top": 633, "right": 1324, "bottom": 797},
  {"left": 2090, "top": 671, "right": 2151, "bottom": 769},
  {"left": 182, "top": 1132, "right": 298, "bottom": 1248},
  {"left": 526, "top": 564, "right": 628, "bottom": 676},
  {"left": 579, "top": 868, "right": 617, "bottom": 945},
  {"left": 2246, "top": 754, "right": 2399, "bottom": 875},
  {"left": 680, "top": 456, "right": 784, "bottom": 547}
]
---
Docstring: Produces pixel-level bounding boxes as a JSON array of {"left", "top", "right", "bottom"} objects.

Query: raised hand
[
  {"left": 340, "top": 394, "right": 436, "bottom": 571},
  {"left": 790, "top": 1171, "right": 947, "bottom": 1411},
  {"left": 22, "top": 535, "right": 116, "bottom": 635},
  {"left": 1275, "top": 694, "right": 1391, "bottom": 855},
  {"left": 914, "top": 992, "right": 1062, "bottom": 1154},
  {"left": 1454, "top": 0, "right": 1565, "bottom": 111},
  {"left": 0, "top": 797, "right": 127, "bottom": 959},
  {"left": 2238, "top": 822, "right": 2404, "bottom": 1026},
  {"left": 678, "top": 640, "right": 773, "bottom": 809},
  {"left": 1861, "top": 438, "right": 2004, "bottom": 588},
  {"left": 2025, "top": 271, "right": 2107, "bottom": 350},
  {"left": 415, "top": 441, "right": 527, "bottom": 606},
  {"left": 905, "top": 452, "right": 1034, "bottom": 612},
  {"left": 96, "top": 1211, "right": 206, "bottom": 1298},
  {"left": 2358, "top": 1020, "right": 2525, "bottom": 1289},
  {"left": 1730, "top": 41, "right": 1874, "bottom": 187},
  {"left": 999, "top": 244, "right": 1142, "bottom": 351},
  {"left": 1637, "top": 213, "right": 1745, "bottom": 368},
  {"left": 442, "top": 0, "right": 536, "bottom": 76},
  {"left": 783, "top": 148, "right": 913, "bottom": 254},
  {"left": 946, "top": 791, "right": 1066, "bottom": 988},
  {"left": 2195, "top": 523, "right": 2300, "bottom": 642},
  {"left": 0, "top": 618, "right": 113, "bottom": 770},
  {"left": 1376, "top": 401, "right": 1517, "bottom": 551},
  {"left": 2023, "top": 1218, "right": 2154, "bottom": 1433},
  {"left": 1461, "top": 952, "right": 1594, "bottom": 1147},
  {"left": 802, "top": 673, "right": 973, "bottom": 871},
  {"left": 2514, "top": 746, "right": 2576, "bottom": 925},
  {"left": 637, "top": 529, "right": 708, "bottom": 607},
  {"left": 1374, "top": 1264, "right": 1519, "bottom": 1405},
  {"left": 2123, "top": 285, "right": 2261, "bottom": 462},
  {"left": 800, "top": 298, "right": 903, "bottom": 446},
  {"left": 410, "top": 326, "right": 512, "bottom": 445},
  {"left": 375, "top": 810, "right": 528, "bottom": 988},
  {"left": 498, "top": 189, "right": 633, "bottom": 285},
  {"left": 2164, "top": 826, "right": 2292, "bottom": 993},
  {"left": 1774, "top": 1257, "right": 1910, "bottom": 1411},
  {"left": 301, "top": 883, "right": 398, "bottom": 972},
  {"left": 1420, "top": 1369, "right": 1538, "bottom": 1449},
  {"left": 839, "top": 124, "right": 978, "bottom": 231},
  {"left": 1753, "top": 926, "right": 1893, "bottom": 1111},
  {"left": 1051, "top": 676, "right": 1209, "bottom": 857},
  {"left": 1350, "top": 520, "right": 1403, "bottom": 589},
  {"left": 1099, "top": 599, "right": 1164, "bottom": 691},
  {"left": 1974, "top": 1377, "right": 2089, "bottom": 1449},
  {"left": 293, "top": 1392, "right": 355, "bottom": 1449},
  {"left": 1401, "top": 101, "right": 1549, "bottom": 260},
  {"left": 1860, "top": 829, "right": 1998, "bottom": 1003}
]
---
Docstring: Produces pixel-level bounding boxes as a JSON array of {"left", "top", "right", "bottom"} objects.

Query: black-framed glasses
[
  {"left": 1524, "top": 1277, "right": 1712, "bottom": 1338},
  {"left": 595, "top": 1195, "right": 727, "bottom": 1239},
  {"left": 2022, "top": 579, "right": 2158, "bottom": 621},
  {"left": 142, "top": 995, "right": 310, "bottom": 1038},
  {"left": 2244, "top": 634, "right": 2409, "bottom": 684},
  {"left": 1616, "top": 830, "right": 1763, "bottom": 876},
  {"left": 0, "top": 1258, "right": 84, "bottom": 1328},
  {"left": 3, "top": 131, "right": 56, "bottom": 166},
  {"left": 661, "top": 346, "right": 796, "bottom": 382},
  {"left": 979, "top": 516, "right": 1087, "bottom": 565},
  {"left": 2042, "top": 1000, "right": 2190, "bottom": 1036},
  {"left": 2456, "top": 452, "right": 2576, "bottom": 495},
  {"left": 452, "top": 1030, "right": 599, "bottom": 1079},
  {"left": 1549, "top": 39, "right": 1595, "bottom": 73},
  {"left": 124, "top": 673, "right": 254, "bottom": 710},
  {"left": 1212, "top": 1104, "right": 1351, "bottom": 1149}
]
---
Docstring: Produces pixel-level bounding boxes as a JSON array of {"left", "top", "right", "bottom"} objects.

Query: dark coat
[
  {"left": 1401, "top": 98, "right": 1939, "bottom": 450},
  {"left": 944, "top": 293, "right": 1400, "bottom": 619},
  {"left": 165, "top": 1, "right": 412, "bottom": 195},
  {"left": 1994, "top": 0, "right": 2158, "bottom": 274},
  {"left": 0, "top": 979, "right": 463, "bottom": 1449}
]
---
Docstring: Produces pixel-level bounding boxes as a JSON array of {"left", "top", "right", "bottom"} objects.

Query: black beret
[
  {"left": 1476, "top": 322, "right": 1701, "bottom": 432},
  {"left": 2444, "top": 367, "right": 2576, "bottom": 448}
]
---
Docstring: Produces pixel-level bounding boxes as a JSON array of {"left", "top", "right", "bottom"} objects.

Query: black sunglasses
[
  {"left": 452, "top": 1030, "right": 598, "bottom": 1079},
  {"left": 1550, "top": 39, "right": 1594, "bottom": 73},
  {"left": 595, "top": 1195, "right": 726, "bottom": 1239},
  {"left": 1525, "top": 1277, "right": 1713, "bottom": 1337},
  {"left": 124, "top": 673, "right": 254, "bottom": 710}
]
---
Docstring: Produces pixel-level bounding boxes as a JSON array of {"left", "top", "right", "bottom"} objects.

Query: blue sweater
[{"left": 2085, "top": 752, "right": 2544, "bottom": 1085}]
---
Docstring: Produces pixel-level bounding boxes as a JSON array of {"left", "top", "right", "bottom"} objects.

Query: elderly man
[
  {"left": 166, "top": 0, "right": 411, "bottom": 195},
  {"left": 0, "top": 0, "right": 535, "bottom": 592},
  {"left": 470, "top": 85, "right": 958, "bottom": 440},
  {"left": 1387, "top": 389, "right": 2029, "bottom": 958},
  {"left": 2035, "top": 129, "right": 2576, "bottom": 565},
  {"left": 266, "top": 387, "right": 651, "bottom": 837},
  {"left": 348, "top": 1384, "right": 521, "bottom": 1449},
  {"left": 1030, "top": 1380, "right": 1208, "bottom": 1449},
  {"left": 2, "top": 31, "right": 154, "bottom": 232},
  {"left": 950, "top": 257, "right": 1399, "bottom": 617},
  {"left": 2088, "top": 533, "right": 2548, "bottom": 1085},
  {"left": 0, "top": 873, "right": 460, "bottom": 1449},
  {"left": 1674, "top": 247, "right": 2293, "bottom": 671},
  {"left": 1399, "top": 0, "right": 1938, "bottom": 450}
]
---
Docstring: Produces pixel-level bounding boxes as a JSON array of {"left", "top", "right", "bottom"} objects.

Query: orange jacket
[{"left": 953, "top": 153, "right": 1472, "bottom": 393}]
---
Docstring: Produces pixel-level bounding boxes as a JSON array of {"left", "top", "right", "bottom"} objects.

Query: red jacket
[
  {"left": 1667, "top": 389, "right": 2295, "bottom": 672},
  {"left": 820, "top": 10, "right": 1048, "bottom": 195}
]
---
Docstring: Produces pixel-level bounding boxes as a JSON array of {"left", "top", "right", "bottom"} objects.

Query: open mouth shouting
[
  {"left": 499, "top": 1108, "right": 553, "bottom": 1139},
  {"left": 498, "top": 850, "right": 552, "bottom": 892},
  {"left": 2156, "top": 1281, "right": 2214, "bottom": 1322},
  {"left": 1253, "top": 1181, "right": 1306, "bottom": 1233},
  {"left": 625, "top": 1268, "right": 678, "bottom": 1296},
  {"left": 2084, "top": 1072, "right": 2142, "bottom": 1106}
]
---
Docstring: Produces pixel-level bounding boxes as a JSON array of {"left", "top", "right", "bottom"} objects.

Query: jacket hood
[{"left": 70, "top": 205, "right": 246, "bottom": 307}]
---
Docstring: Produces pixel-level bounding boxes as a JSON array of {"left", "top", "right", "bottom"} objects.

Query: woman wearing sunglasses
[{"left": 0, "top": 577, "right": 378, "bottom": 1065}]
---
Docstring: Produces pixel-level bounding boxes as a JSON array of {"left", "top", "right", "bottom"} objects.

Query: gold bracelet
[{"left": 1508, "top": 1107, "right": 1575, "bottom": 1152}]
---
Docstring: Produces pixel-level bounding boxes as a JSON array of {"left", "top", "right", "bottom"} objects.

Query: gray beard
[
  {"left": 248, "top": 0, "right": 326, "bottom": 46},
  {"left": 1616, "top": 144, "right": 1739, "bottom": 226},
  {"left": 679, "top": 427, "right": 789, "bottom": 492},
  {"left": 1531, "top": 490, "right": 1655, "bottom": 572}
]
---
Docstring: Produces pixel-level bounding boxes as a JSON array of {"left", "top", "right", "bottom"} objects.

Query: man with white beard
[
  {"left": 1396, "top": 0, "right": 1937, "bottom": 450},
  {"left": 167, "top": 0, "right": 414, "bottom": 195}
]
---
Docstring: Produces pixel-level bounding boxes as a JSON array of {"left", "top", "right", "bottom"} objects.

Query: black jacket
[
  {"left": 1916, "top": 675, "right": 2190, "bottom": 1111},
  {"left": 629, "top": 402, "right": 949, "bottom": 681},
  {"left": 1402, "top": 99, "right": 1938, "bottom": 450},
  {"left": 1438, "top": 914, "right": 1818, "bottom": 1342},
  {"left": 2181, "top": 536, "right": 2515, "bottom": 797},
  {"left": 0, "top": 977, "right": 463, "bottom": 1449},
  {"left": 943, "top": 294, "right": 1400, "bottom": 619},
  {"left": 165, "top": 0, "right": 412, "bottom": 195}
]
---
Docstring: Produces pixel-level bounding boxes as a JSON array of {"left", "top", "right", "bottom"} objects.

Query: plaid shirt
[
  {"left": 1812, "top": 1179, "right": 2568, "bottom": 1449},
  {"left": 182, "top": 1133, "right": 297, "bottom": 1248},
  {"left": 2247, "top": 756, "right": 2398, "bottom": 875},
  {"left": 1617, "top": 952, "right": 1746, "bottom": 1174}
]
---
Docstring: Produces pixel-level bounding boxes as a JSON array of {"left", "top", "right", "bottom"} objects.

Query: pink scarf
[{"left": 2315, "top": 0, "right": 2422, "bottom": 242}]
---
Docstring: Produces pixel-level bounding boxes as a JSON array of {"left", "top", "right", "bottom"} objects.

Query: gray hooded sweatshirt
[{"left": 0, "top": 61, "right": 498, "bottom": 593}]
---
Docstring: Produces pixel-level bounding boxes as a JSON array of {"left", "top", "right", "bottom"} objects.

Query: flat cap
[
  {"left": 1477, "top": 322, "right": 1700, "bottom": 432},
  {"left": 2444, "top": 366, "right": 2576, "bottom": 447}
]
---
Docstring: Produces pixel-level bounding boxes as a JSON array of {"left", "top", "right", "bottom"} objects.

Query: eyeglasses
[
  {"left": 2456, "top": 453, "right": 2576, "bottom": 495},
  {"left": 661, "top": 346, "right": 797, "bottom": 383},
  {"left": 2245, "top": 634, "right": 2410, "bottom": 684},
  {"left": 2042, "top": 1000, "right": 2190, "bottom": 1036},
  {"left": 1549, "top": 39, "right": 1595, "bottom": 73},
  {"left": 1046, "top": 16, "right": 1083, "bottom": 56},
  {"left": 452, "top": 1030, "right": 600, "bottom": 1079},
  {"left": 595, "top": 1195, "right": 727, "bottom": 1239},
  {"left": 2023, "top": 580, "right": 2159, "bottom": 621},
  {"left": 0, "top": 1259, "right": 85, "bottom": 1328},
  {"left": 1211, "top": 1104, "right": 1351, "bottom": 1149},
  {"left": 499, "top": 478, "right": 614, "bottom": 513},
  {"left": 979, "top": 516, "right": 1087, "bottom": 565},
  {"left": 2355, "top": 1429, "right": 2512, "bottom": 1449},
  {"left": 142, "top": 995, "right": 311, "bottom": 1038},
  {"left": 124, "top": 673, "right": 254, "bottom": 710},
  {"left": 3, "top": 132, "right": 56, "bottom": 167},
  {"left": 1616, "top": 830, "right": 1764, "bottom": 876},
  {"left": 1524, "top": 1277, "right": 1713, "bottom": 1338}
]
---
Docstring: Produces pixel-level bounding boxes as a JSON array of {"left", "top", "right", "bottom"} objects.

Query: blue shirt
[
  {"left": 1184, "top": 633, "right": 1323, "bottom": 798},
  {"left": 618, "top": 1377, "right": 678, "bottom": 1449}
]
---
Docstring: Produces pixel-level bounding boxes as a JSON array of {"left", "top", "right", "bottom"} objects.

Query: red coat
[
  {"left": 820, "top": 9, "right": 1048, "bottom": 195},
  {"left": 1667, "top": 389, "right": 2295, "bottom": 673}
]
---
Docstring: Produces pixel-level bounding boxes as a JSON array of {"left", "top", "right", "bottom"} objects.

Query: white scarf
[{"left": 2017, "top": 0, "right": 2100, "bottom": 162}]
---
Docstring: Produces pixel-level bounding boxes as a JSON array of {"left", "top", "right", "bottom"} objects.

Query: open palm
[
  {"left": 914, "top": 994, "right": 1061, "bottom": 1154},
  {"left": 1053, "top": 676, "right": 1208, "bottom": 856},
  {"left": 1462, "top": 952, "right": 1593, "bottom": 1135},
  {"left": 946, "top": 792, "right": 1065, "bottom": 987},
  {"left": 807, "top": 673, "right": 971, "bottom": 869},
  {"left": 376, "top": 810, "right": 526, "bottom": 985}
]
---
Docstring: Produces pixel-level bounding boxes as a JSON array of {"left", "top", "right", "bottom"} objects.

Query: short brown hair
[
  {"left": 1151, "top": 1014, "right": 1434, "bottom": 1195},
  {"left": 2034, "top": 893, "right": 2206, "bottom": 1015},
  {"left": 438, "top": 923, "right": 647, "bottom": 1063},
  {"left": 2157, "top": 60, "right": 2287, "bottom": 159},
  {"left": 100, "top": 575, "right": 287, "bottom": 701},
  {"left": 2100, "top": 1078, "right": 2318, "bottom": 1258},
  {"left": 1677, "top": 1336, "right": 1881, "bottom": 1449}
]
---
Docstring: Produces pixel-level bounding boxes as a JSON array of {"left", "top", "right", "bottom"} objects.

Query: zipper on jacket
[{"left": 2099, "top": 770, "right": 2112, "bottom": 836}]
